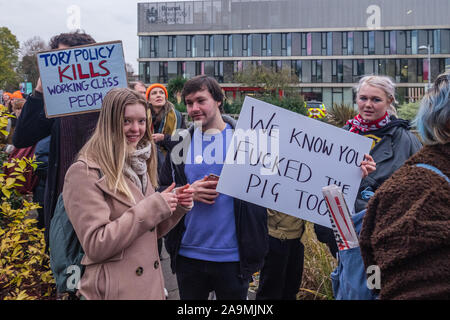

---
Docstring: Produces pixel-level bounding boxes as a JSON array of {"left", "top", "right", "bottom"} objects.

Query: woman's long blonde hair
[{"left": 79, "top": 88, "right": 158, "bottom": 202}]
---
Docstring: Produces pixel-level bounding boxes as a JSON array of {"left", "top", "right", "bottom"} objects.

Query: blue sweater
[{"left": 179, "top": 123, "right": 239, "bottom": 262}]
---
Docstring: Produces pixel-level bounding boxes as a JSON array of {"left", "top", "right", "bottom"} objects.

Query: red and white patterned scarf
[{"left": 346, "top": 112, "right": 391, "bottom": 134}]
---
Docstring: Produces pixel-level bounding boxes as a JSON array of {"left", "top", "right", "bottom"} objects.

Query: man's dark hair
[
  {"left": 182, "top": 75, "right": 224, "bottom": 113},
  {"left": 49, "top": 30, "right": 95, "bottom": 49}
]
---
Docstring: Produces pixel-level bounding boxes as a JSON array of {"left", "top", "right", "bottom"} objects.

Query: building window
[
  {"left": 306, "top": 33, "right": 312, "bottom": 56},
  {"left": 384, "top": 31, "right": 390, "bottom": 55},
  {"left": 243, "top": 34, "right": 252, "bottom": 57},
  {"left": 327, "top": 32, "right": 333, "bottom": 56},
  {"left": 168, "top": 36, "right": 176, "bottom": 58},
  {"left": 332, "top": 59, "right": 343, "bottom": 83},
  {"left": 342, "top": 32, "right": 348, "bottom": 55},
  {"left": 390, "top": 31, "right": 397, "bottom": 54},
  {"left": 348, "top": 32, "right": 354, "bottom": 55},
  {"left": 262, "top": 34, "right": 268, "bottom": 56},
  {"left": 368, "top": 31, "right": 375, "bottom": 55},
  {"left": 434, "top": 30, "right": 441, "bottom": 53},
  {"left": 301, "top": 33, "right": 307, "bottom": 56},
  {"left": 411, "top": 30, "right": 418, "bottom": 54},
  {"left": 150, "top": 36, "right": 158, "bottom": 58},
  {"left": 205, "top": 35, "right": 213, "bottom": 57},
  {"left": 311, "top": 60, "right": 322, "bottom": 83},
  {"left": 224, "top": 35, "right": 230, "bottom": 57},
  {"left": 281, "top": 33, "right": 291, "bottom": 56}
]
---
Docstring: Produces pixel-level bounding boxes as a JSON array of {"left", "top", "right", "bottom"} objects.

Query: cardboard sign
[
  {"left": 216, "top": 97, "right": 372, "bottom": 228},
  {"left": 37, "top": 41, "right": 128, "bottom": 118}
]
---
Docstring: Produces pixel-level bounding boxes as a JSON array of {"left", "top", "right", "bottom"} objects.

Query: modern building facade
[{"left": 137, "top": 0, "right": 450, "bottom": 106}]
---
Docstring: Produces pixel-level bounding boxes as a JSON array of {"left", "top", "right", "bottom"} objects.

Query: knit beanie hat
[{"left": 145, "top": 83, "right": 168, "bottom": 101}]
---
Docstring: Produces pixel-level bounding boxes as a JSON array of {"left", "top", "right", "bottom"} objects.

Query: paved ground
[{"left": 160, "top": 242, "right": 256, "bottom": 300}]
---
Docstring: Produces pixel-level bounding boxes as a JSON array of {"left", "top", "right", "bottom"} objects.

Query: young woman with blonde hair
[
  {"left": 315, "top": 75, "right": 422, "bottom": 258},
  {"left": 63, "top": 88, "right": 194, "bottom": 300}
]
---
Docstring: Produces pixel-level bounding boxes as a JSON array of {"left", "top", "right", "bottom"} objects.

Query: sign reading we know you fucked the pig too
[{"left": 37, "top": 41, "right": 128, "bottom": 118}]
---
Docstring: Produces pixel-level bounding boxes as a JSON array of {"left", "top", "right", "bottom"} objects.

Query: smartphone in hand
[{"left": 206, "top": 173, "right": 220, "bottom": 181}]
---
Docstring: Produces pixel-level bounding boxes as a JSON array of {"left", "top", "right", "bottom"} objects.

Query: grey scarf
[{"left": 123, "top": 141, "right": 152, "bottom": 194}]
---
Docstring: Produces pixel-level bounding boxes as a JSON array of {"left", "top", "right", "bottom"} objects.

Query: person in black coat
[{"left": 13, "top": 31, "right": 97, "bottom": 248}]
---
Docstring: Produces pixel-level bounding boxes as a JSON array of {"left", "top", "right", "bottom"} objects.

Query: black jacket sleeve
[{"left": 13, "top": 91, "right": 55, "bottom": 148}]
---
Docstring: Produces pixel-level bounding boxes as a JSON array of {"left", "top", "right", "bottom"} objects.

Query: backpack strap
[{"left": 415, "top": 163, "right": 450, "bottom": 183}]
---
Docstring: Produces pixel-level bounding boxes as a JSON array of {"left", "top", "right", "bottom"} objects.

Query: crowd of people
[{"left": 1, "top": 30, "right": 448, "bottom": 300}]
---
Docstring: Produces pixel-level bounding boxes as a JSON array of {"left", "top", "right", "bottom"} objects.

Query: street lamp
[{"left": 419, "top": 44, "right": 431, "bottom": 90}]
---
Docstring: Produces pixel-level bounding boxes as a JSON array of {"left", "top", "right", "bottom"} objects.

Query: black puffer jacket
[{"left": 158, "top": 115, "right": 269, "bottom": 280}]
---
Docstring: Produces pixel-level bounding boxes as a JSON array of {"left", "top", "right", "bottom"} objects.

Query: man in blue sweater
[{"left": 160, "top": 76, "right": 268, "bottom": 300}]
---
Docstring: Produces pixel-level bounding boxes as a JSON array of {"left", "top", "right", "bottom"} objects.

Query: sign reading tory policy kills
[
  {"left": 37, "top": 41, "right": 128, "bottom": 118},
  {"left": 216, "top": 97, "right": 372, "bottom": 228}
]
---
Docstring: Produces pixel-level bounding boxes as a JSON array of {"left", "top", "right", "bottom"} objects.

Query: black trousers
[
  {"left": 256, "top": 235, "right": 305, "bottom": 300},
  {"left": 175, "top": 255, "right": 249, "bottom": 300}
]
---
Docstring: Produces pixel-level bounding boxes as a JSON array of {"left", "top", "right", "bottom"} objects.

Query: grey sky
[{"left": 0, "top": 0, "right": 184, "bottom": 74}]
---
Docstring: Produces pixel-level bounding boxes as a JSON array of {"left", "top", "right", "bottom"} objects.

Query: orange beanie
[
  {"left": 11, "top": 90, "right": 23, "bottom": 99},
  {"left": 145, "top": 83, "right": 168, "bottom": 101}
]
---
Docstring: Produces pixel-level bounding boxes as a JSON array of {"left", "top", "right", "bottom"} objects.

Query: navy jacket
[{"left": 158, "top": 115, "right": 269, "bottom": 280}]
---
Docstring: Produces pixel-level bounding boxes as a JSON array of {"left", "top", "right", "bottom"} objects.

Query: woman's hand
[
  {"left": 175, "top": 184, "right": 195, "bottom": 208},
  {"left": 160, "top": 183, "right": 178, "bottom": 212},
  {"left": 152, "top": 133, "right": 165, "bottom": 143},
  {"left": 191, "top": 176, "right": 219, "bottom": 205},
  {"left": 360, "top": 154, "right": 376, "bottom": 178}
]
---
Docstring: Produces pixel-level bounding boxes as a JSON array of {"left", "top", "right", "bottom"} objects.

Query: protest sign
[
  {"left": 37, "top": 41, "right": 128, "bottom": 118},
  {"left": 216, "top": 97, "right": 372, "bottom": 228}
]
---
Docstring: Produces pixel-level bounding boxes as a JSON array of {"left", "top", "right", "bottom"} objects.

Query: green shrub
[
  {"left": 397, "top": 101, "right": 421, "bottom": 122},
  {"left": 0, "top": 104, "right": 56, "bottom": 300}
]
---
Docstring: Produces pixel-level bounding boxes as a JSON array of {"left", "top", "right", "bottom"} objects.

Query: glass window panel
[
  {"left": 214, "top": 34, "right": 223, "bottom": 57},
  {"left": 441, "top": 30, "right": 450, "bottom": 54},
  {"left": 185, "top": 61, "right": 195, "bottom": 79},
  {"left": 159, "top": 36, "right": 168, "bottom": 58},
  {"left": 390, "top": 31, "right": 397, "bottom": 54},
  {"left": 252, "top": 33, "right": 261, "bottom": 56},
  {"left": 322, "top": 59, "right": 332, "bottom": 83},
  {"left": 386, "top": 59, "right": 396, "bottom": 79},
  {"left": 271, "top": 33, "right": 281, "bottom": 56},
  {"left": 343, "top": 59, "right": 352, "bottom": 83},
  {"left": 150, "top": 61, "right": 159, "bottom": 83},
  {"left": 327, "top": 32, "right": 333, "bottom": 56},
  {"left": 176, "top": 36, "right": 186, "bottom": 58},
  {"left": 368, "top": 31, "right": 375, "bottom": 55},
  {"left": 223, "top": 61, "right": 234, "bottom": 83},
  {"left": 233, "top": 34, "right": 242, "bottom": 57},
  {"left": 411, "top": 30, "right": 418, "bottom": 54},
  {"left": 408, "top": 59, "right": 418, "bottom": 83},
  {"left": 364, "top": 59, "right": 374, "bottom": 75},
  {"left": 312, "top": 33, "right": 321, "bottom": 56},
  {"left": 291, "top": 33, "right": 301, "bottom": 56},
  {"left": 375, "top": 31, "right": 384, "bottom": 55},
  {"left": 348, "top": 32, "right": 354, "bottom": 55},
  {"left": 397, "top": 30, "right": 406, "bottom": 54},
  {"left": 302, "top": 60, "right": 311, "bottom": 83},
  {"left": 434, "top": 30, "right": 441, "bottom": 54},
  {"left": 307, "top": 33, "right": 312, "bottom": 55},
  {"left": 168, "top": 61, "right": 178, "bottom": 80},
  {"left": 333, "top": 32, "right": 342, "bottom": 55},
  {"left": 400, "top": 59, "right": 408, "bottom": 82},
  {"left": 140, "top": 36, "right": 150, "bottom": 58}
]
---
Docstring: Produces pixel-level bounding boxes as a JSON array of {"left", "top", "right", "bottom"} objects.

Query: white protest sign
[
  {"left": 37, "top": 41, "right": 128, "bottom": 118},
  {"left": 216, "top": 97, "right": 372, "bottom": 228}
]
